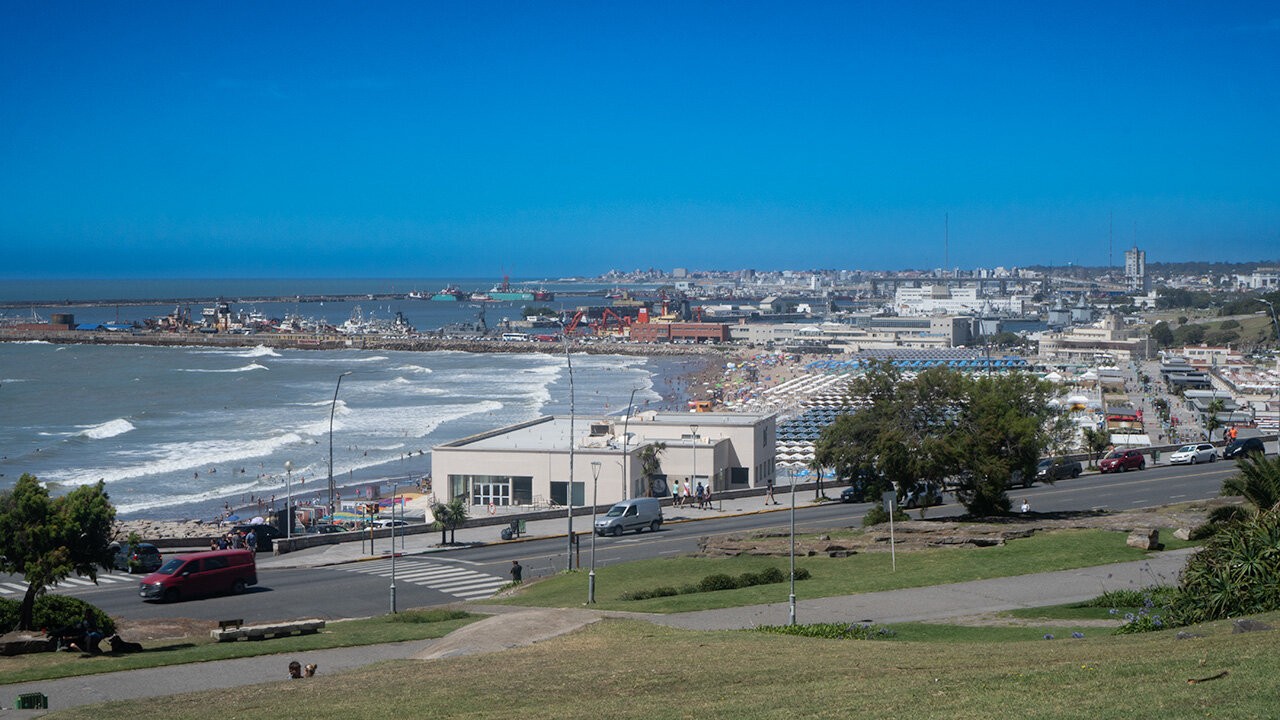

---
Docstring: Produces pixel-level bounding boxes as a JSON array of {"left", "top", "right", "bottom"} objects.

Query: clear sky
[{"left": 2, "top": 1, "right": 1278, "bottom": 279}]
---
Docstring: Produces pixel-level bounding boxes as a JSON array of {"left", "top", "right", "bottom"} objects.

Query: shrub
[
  {"left": 698, "top": 573, "right": 741, "bottom": 593},
  {"left": 0, "top": 595, "right": 115, "bottom": 635},
  {"left": 862, "top": 504, "right": 908, "bottom": 527},
  {"left": 1172, "top": 510, "right": 1280, "bottom": 625},
  {"left": 756, "top": 622, "right": 896, "bottom": 640},
  {"left": 620, "top": 566, "right": 808, "bottom": 600}
]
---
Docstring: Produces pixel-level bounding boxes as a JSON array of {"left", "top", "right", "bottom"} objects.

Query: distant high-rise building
[
  {"left": 1124, "top": 246, "right": 1149, "bottom": 293},
  {"left": 672, "top": 268, "right": 688, "bottom": 279}
]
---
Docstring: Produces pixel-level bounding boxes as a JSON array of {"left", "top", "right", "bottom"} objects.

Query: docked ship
[
  {"left": 430, "top": 286, "right": 468, "bottom": 301},
  {"left": 486, "top": 276, "right": 554, "bottom": 302}
]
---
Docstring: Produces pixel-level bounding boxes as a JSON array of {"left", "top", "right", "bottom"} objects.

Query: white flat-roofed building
[{"left": 431, "top": 411, "right": 777, "bottom": 513}]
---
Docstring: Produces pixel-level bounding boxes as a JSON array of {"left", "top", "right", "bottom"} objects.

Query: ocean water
[{"left": 0, "top": 341, "right": 694, "bottom": 520}]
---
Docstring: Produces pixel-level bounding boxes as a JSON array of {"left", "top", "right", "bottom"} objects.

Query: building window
[{"left": 549, "top": 481, "right": 585, "bottom": 506}]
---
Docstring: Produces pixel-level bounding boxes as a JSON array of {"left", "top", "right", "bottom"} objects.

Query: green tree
[
  {"left": 1149, "top": 321, "right": 1174, "bottom": 347},
  {"left": 0, "top": 475, "right": 116, "bottom": 631},
  {"left": 1203, "top": 399, "right": 1225, "bottom": 440},
  {"left": 949, "top": 373, "right": 1058, "bottom": 515},
  {"left": 818, "top": 363, "right": 961, "bottom": 508},
  {"left": 1081, "top": 427, "right": 1111, "bottom": 467},
  {"left": 635, "top": 441, "right": 667, "bottom": 498},
  {"left": 1173, "top": 323, "right": 1206, "bottom": 345},
  {"left": 431, "top": 495, "right": 470, "bottom": 545}
]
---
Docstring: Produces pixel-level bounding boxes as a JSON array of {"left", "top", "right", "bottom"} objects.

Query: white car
[{"left": 1169, "top": 443, "right": 1218, "bottom": 465}]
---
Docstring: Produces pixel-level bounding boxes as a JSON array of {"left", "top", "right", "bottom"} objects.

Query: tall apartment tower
[{"left": 1124, "top": 246, "right": 1149, "bottom": 293}]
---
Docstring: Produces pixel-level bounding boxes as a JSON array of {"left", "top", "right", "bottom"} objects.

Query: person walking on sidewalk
[
  {"left": 766, "top": 478, "right": 777, "bottom": 505},
  {"left": 509, "top": 560, "right": 523, "bottom": 584}
]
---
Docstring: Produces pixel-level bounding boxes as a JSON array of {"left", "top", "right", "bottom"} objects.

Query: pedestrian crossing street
[
  {"left": 337, "top": 558, "right": 508, "bottom": 600},
  {"left": 0, "top": 572, "right": 140, "bottom": 597}
]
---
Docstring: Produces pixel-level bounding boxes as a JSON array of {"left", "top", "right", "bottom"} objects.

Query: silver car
[{"left": 1169, "top": 443, "right": 1217, "bottom": 465}]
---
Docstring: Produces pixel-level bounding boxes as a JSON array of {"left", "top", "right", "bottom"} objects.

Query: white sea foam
[
  {"left": 176, "top": 363, "right": 269, "bottom": 373},
  {"left": 78, "top": 418, "right": 136, "bottom": 440},
  {"left": 229, "top": 345, "right": 282, "bottom": 358},
  {"left": 394, "top": 364, "right": 433, "bottom": 374},
  {"left": 48, "top": 431, "right": 306, "bottom": 488}
]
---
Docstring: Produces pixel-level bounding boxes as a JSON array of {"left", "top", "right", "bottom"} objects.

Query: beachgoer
[
  {"left": 695, "top": 482, "right": 704, "bottom": 509},
  {"left": 681, "top": 480, "right": 691, "bottom": 507},
  {"left": 245, "top": 528, "right": 257, "bottom": 554},
  {"left": 74, "top": 609, "right": 103, "bottom": 654},
  {"left": 1020, "top": 498, "right": 1031, "bottom": 513},
  {"left": 510, "top": 560, "right": 523, "bottom": 584},
  {"left": 704, "top": 485, "right": 713, "bottom": 509},
  {"left": 766, "top": 478, "right": 777, "bottom": 505},
  {"left": 671, "top": 482, "right": 679, "bottom": 505}
]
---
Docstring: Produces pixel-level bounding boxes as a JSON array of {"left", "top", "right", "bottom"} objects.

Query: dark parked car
[
  {"left": 1099, "top": 449, "right": 1146, "bottom": 473},
  {"left": 110, "top": 542, "right": 163, "bottom": 574},
  {"left": 229, "top": 523, "right": 283, "bottom": 552},
  {"left": 308, "top": 523, "right": 347, "bottom": 534},
  {"left": 1035, "top": 458, "right": 1083, "bottom": 482},
  {"left": 1223, "top": 437, "right": 1266, "bottom": 459}
]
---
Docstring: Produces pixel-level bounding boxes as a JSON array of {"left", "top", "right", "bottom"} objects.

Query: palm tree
[
  {"left": 1081, "top": 427, "right": 1110, "bottom": 467},
  {"left": 1203, "top": 398, "right": 1225, "bottom": 440},
  {"left": 636, "top": 442, "right": 666, "bottom": 498},
  {"left": 1222, "top": 452, "right": 1280, "bottom": 516}
]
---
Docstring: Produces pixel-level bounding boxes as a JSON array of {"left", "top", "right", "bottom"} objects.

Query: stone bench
[{"left": 211, "top": 619, "right": 325, "bottom": 642}]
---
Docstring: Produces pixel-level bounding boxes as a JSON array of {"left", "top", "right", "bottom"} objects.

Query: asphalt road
[{"left": 2, "top": 459, "right": 1239, "bottom": 625}]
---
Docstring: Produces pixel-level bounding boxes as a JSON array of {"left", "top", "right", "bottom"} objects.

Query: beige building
[
  {"left": 1037, "top": 315, "right": 1155, "bottom": 363},
  {"left": 431, "top": 411, "right": 777, "bottom": 512}
]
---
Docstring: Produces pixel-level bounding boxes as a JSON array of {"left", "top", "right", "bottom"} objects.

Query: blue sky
[{"left": 2, "top": 1, "right": 1277, "bottom": 279}]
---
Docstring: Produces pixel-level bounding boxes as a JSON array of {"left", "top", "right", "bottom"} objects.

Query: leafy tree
[
  {"left": 0, "top": 475, "right": 116, "bottom": 631},
  {"left": 949, "top": 373, "right": 1058, "bottom": 515},
  {"left": 1081, "top": 427, "right": 1110, "bottom": 467},
  {"left": 1148, "top": 321, "right": 1174, "bottom": 347},
  {"left": 817, "top": 363, "right": 960, "bottom": 509},
  {"left": 636, "top": 441, "right": 667, "bottom": 498},
  {"left": 1220, "top": 319, "right": 1240, "bottom": 330},
  {"left": 1203, "top": 399, "right": 1225, "bottom": 440},
  {"left": 431, "top": 495, "right": 470, "bottom": 545},
  {"left": 1173, "top": 323, "right": 1206, "bottom": 345}
]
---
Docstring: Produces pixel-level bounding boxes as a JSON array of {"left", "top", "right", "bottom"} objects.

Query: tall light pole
[
  {"left": 284, "top": 460, "right": 293, "bottom": 541},
  {"left": 589, "top": 460, "right": 601, "bottom": 603},
  {"left": 622, "top": 387, "right": 639, "bottom": 500},
  {"left": 1260, "top": 298, "right": 1279, "bottom": 341},
  {"left": 328, "top": 371, "right": 352, "bottom": 519},
  {"left": 390, "top": 482, "right": 398, "bottom": 614},
  {"left": 690, "top": 424, "right": 699, "bottom": 506},
  {"left": 564, "top": 334, "right": 576, "bottom": 571},
  {"left": 788, "top": 467, "right": 797, "bottom": 626}
]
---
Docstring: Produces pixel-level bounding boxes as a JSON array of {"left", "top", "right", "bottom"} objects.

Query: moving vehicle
[
  {"left": 139, "top": 549, "right": 257, "bottom": 603},
  {"left": 594, "top": 497, "right": 663, "bottom": 536},
  {"left": 371, "top": 518, "right": 409, "bottom": 528},
  {"left": 110, "top": 542, "right": 163, "bottom": 574},
  {"left": 1099, "top": 449, "right": 1146, "bottom": 473},
  {"left": 308, "top": 523, "right": 347, "bottom": 534},
  {"left": 1222, "top": 437, "right": 1266, "bottom": 459},
  {"left": 1035, "top": 458, "right": 1083, "bottom": 482},
  {"left": 1168, "top": 443, "right": 1217, "bottom": 465}
]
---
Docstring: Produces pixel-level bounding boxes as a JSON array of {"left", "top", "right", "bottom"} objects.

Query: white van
[{"left": 594, "top": 497, "right": 663, "bottom": 536}]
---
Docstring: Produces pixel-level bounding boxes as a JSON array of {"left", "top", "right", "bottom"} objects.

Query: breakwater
[{"left": 0, "top": 328, "right": 729, "bottom": 358}]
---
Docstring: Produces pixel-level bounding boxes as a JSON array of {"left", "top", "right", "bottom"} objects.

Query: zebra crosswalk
[
  {"left": 337, "top": 558, "right": 508, "bottom": 600},
  {"left": 0, "top": 572, "right": 141, "bottom": 596}
]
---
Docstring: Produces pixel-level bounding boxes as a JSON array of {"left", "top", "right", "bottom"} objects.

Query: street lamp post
[
  {"left": 564, "top": 334, "right": 576, "bottom": 571},
  {"left": 284, "top": 461, "right": 293, "bottom": 541},
  {"left": 622, "top": 387, "right": 639, "bottom": 500},
  {"left": 390, "top": 482, "right": 398, "bottom": 614},
  {"left": 328, "top": 371, "right": 352, "bottom": 519},
  {"left": 589, "top": 460, "right": 601, "bottom": 604},
  {"left": 788, "top": 467, "right": 797, "bottom": 626},
  {"left": 1260, "top": 298, "right": 1280, "bottom": 341},
  {"left": 690, "top": 424, "right": 699, "bottom": 506}
]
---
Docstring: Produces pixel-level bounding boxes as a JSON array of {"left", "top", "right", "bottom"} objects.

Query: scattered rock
[
  {"left": 1232, "top": 619, "right": 1272, "bottom": 634},
  {"left": 1175, "top": 631, "right": 1202, "bottom": 640},
  {"left": 1173, "top": 527, "right": 1192, "bottom": 541},
  {"left": 1126, "top": 528, "right": 1159, "bottom": 550}
]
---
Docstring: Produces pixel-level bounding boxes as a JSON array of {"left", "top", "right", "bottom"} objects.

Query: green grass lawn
[
  {"left": 49, "top": 613, "right": 1280, "bottom": 720},
  {"left": 0, "top": 608, "right": 478, "bottom": 685},
  {"left": 492, "top": 529, "right": 1179, "bottom": 613}
]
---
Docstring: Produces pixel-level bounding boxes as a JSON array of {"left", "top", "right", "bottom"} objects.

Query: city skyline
[{"left": 3, "top": 1, "right": 1278, "bottom": 279}]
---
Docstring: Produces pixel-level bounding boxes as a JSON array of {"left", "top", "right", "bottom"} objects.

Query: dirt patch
[
  {"left": 112, "top": 617, "right": 216, "bottom": 643},
  {"left": 698, "top": 499, "right": 1237, "bottom": 557}
]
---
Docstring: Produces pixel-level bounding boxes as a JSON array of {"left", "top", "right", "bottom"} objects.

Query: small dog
[
  {"left": 108, "top": 634, "right": 144, "bottom": 653},
  {"left": 303, "top": 663, "right": 318, "bottom": 678}
]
